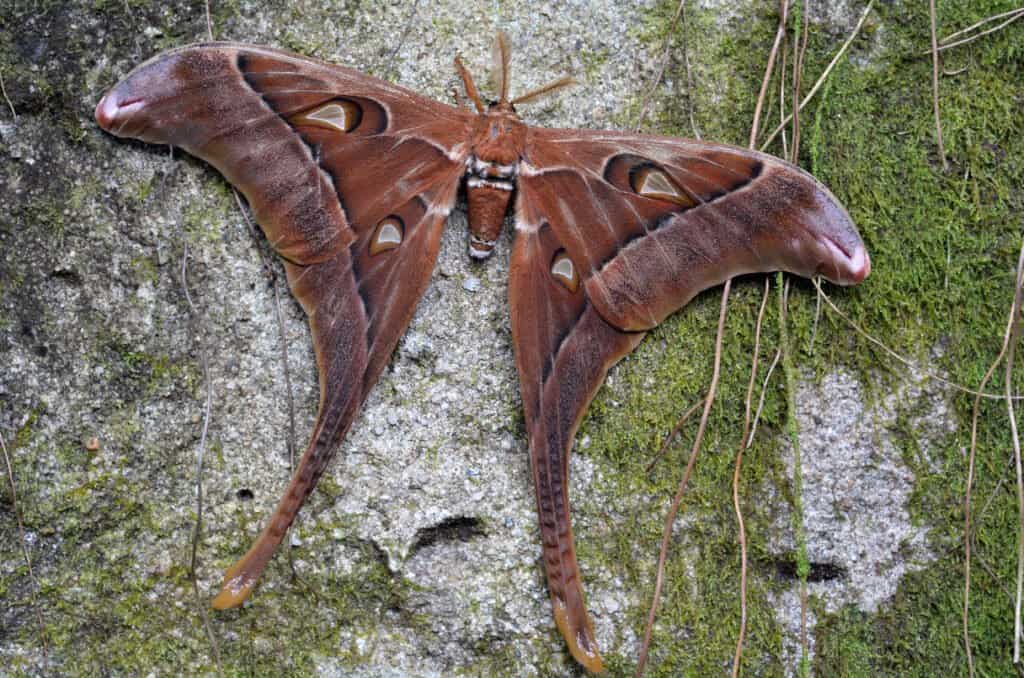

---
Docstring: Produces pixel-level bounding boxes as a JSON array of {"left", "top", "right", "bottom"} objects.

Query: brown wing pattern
[
  {"left": 522, "top": 129, "right": 869, "bottom": 331},
  {"left": 95, "top": 43, "right": 472, "bottom": 607},
  {"left": 512, "top": 129, "right": 869, "bottom": 670},
  {"left": 509, "top": 226, "right": 642, "bottom": 671}
]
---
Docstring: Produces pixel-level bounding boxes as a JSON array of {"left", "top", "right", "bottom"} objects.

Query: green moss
[
  {"left": 571, "top": 0, "right": 1024, "bottom": 675},
  {"left": 183, "top": 181, "right": 234, "bottom": 243},
  {"left": 4, "top": 0, "right": 1022, "bottom": 673}
]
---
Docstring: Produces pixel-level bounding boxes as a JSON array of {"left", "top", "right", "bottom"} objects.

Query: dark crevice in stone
[
  {"left": 766, "top": 557, "right": 847, "bottom": 583},
  {"left": 410, "top": 516, "right": 486, "bottom": 553}
]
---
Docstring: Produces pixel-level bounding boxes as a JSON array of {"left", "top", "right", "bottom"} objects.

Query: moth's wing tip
[
  {"left": 211, "top": 576, "right": 254, "bottom": 610},
  {"left": 210, "top": 560, "right": 258, "bottom": 609},
  {"left": 553, "top": 596, "right": 605, "bottom": 673}
]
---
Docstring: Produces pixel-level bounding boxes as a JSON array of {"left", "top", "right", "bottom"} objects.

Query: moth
[{"left": 95, "top": 35, "right": 869, "bottom": 672}]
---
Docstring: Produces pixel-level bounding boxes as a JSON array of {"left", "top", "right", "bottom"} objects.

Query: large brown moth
[{"left": 95, "top": 35, "right": 869, "bottom": 672}]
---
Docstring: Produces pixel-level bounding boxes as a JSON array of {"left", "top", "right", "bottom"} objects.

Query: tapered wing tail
[
  {"left": 524, "top": 306, "right": 642, "bottom": 673},
  {"left": 211, "top": 386, "right": 362, "bottom": 608},
  {"left": 94, "top": 43, "right": 465, "bottom": 608}
]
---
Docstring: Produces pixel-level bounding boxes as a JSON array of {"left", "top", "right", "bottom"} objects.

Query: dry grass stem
[
  {"left": 790, "top": 2, "right": 809, "bottom": 164},
  {"left": 974, "top": 456, "right": 1011, "bottom": 532},
  {"left": 634, "top": 0, "right": 689, "bottom": 132},
  {"left": 786, "top": 5, "right": 812, "bottom": 669},
  {"left": 1, "top": 430, "right": 49, "bottom": 660},
  {"left": 234, "top": 192, "right": 298, "bottom": 473},
  {"left": 1006, "top": 243, "right": 1024, "bottom": 663},
  {"left": 204, "top": 0, "right": 213, "bottom": 41},
  {"left": 180, "top": 243, "right": 224, "bottom": 674},
  {"left": 636, "top": 280, "right": 732, "bottom": 677},
  {"left": 731, "top": 277, "right": 771, "bottom": 677},
  {"left": 929, "top": 0, "right": 949, "bottom": 171},
  {"left": 779, "top": 45, "right": 789, "bottom": 164},
  {"left": 748, "top": 348, "right": 783, "bottom": 448},
  {"left": 810, "top": 276, "right": 823, "bottom": 352},
  {"left": 811, "top": 278, "right": 1023, "bottom": 401},
  {"left": 778, "top": 276, "right": 810, "bottom": 676},
  {"left": 680, "top": 0, "right": 701, "bottom": 139},
  {"left": 0, "top": 70, "right": 16, "bottom": 120},
  {"left": 930, "top": 7, "right": 1024, "bottom": 53},
  {"left": 725, "top": 3, "right": 791, "bottom": 671},
  {"left": 233, "top": 193, "right": 301, "bottom": 584},
  {"left": 646, "top": 396, "right": 705, "bottom": 473},
  {"left": 750, "top": 0, "right": 789, "bottom": 149},
  {"left": 760, "top": 0, "right": 876, "bottom": 152},
  {"left": 962, "top": 241, "right": 1021, "bottom": 676},
  {"left": 941, "top": 6, "right": 1024, "bottom": 43}
]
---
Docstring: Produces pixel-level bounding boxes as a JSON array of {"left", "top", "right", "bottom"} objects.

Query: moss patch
[{"left": 573, "top": 0, "right": 1024, "bottom": 675}]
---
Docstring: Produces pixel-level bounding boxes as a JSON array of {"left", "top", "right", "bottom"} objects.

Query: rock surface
[{"left": 5, "top": 1, "right": 1014, "bottom": 675}]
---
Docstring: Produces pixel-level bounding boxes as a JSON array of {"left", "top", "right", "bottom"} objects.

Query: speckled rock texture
[{"left": 3, "top": 1, "right": 1021, "bottom": 676}]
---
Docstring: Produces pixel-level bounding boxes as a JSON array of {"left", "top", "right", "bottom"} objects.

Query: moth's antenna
[
  {"left": 492, "top": 32, "right": 511, "bottom": 104},
  {"left": 454, "top": 55, "right": 485, "bottom": 114},
  {"left": 511, "top": 75, "right": 577, "bottom": 105}
]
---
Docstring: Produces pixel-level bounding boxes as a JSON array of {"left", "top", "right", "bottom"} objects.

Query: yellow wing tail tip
[
  {"left": 553, "top": 598, "right": 605, "bottom": 673},
  {"left": 570, "top": 644, "right": 604, "bottom": 674},
  {"left": 210, "top": 571, "right": 256, "bottom": 610}
]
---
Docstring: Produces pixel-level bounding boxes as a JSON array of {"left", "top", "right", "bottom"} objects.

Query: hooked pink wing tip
[
  {"left": 95, "top": 90, "right": 146, "bottom": 132},
  {"left": 849, "top": 245, "right": 871, "bottom": 283}
]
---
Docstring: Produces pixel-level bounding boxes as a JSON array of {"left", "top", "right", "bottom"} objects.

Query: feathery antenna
[
  {"left": 457, "top": 33, "right": 576, "bottom": 110},
  {"left": 492, "top": 32, "right": 512, "bottom": 103},
  {"left": 454, "top": 55, "right": 485, "bottom": 113},
  {"left": 511, "top": 75, "right": 577, "bottom": 105}
]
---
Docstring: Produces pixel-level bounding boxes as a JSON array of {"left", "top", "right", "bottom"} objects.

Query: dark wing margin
[
  {"left": 95, "top": 42, "right": 472, "bottom": 607},
  {"left": 511, "top": 128, "right": 869, "bottom": 668}
]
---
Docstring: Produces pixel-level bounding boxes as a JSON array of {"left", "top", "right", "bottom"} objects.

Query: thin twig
[
  {"left": 973, "top": 545, "right": 1017, "bottom": 606},
  {"left": 779, "top": 45, "right": 789, "bottom": 161},
  {"left": 646, "top": 396, "right": 704, "bottom": 473},
  {"left": 731, "top": 278, "right": 771, "bottom": 677},
  {"left": 233, "top": 192, "right": 298, "bottom": 473},
  {"left": 790, "top": 1, "right": 809, "bottom": 164},
  {"left": 635, "top": 0, "right": 688, "bottom": 132},
  {"left": 636, "top": 281, "right": 732, "bottom": 677},
  {"left": 0, "top": 69, "right": 17, "bottom": 120},
  {"left": 233, "top": 192, "right": 300, "bottom": 581},
  {"left": 680, "top": 1, "right": 701, "bottom": 139},
  {"left": 941, "top": 7, "right": 1024, "bottom": 44},
  {"left": 778, "top": 276, "right": 811, "bottom": 677},
  {"left": 386, "top": 0, "right": 423, "bottom": 67},
  {"left": 748, "top": 349, "right": 783, "bottom": 448},
  {"left": 810, "top": 276, "right": 823, "bottom": 352},
  {"left": 204, "top": 0, "right": 214, "bottom": 41},
  {"left": 962, "top": 243, "right": 1021, "bottom": 678},
  {"left": 1, "top": 430, "right": 49, "bottom": 660},
  {"left": 811, "top": 278, "right": 1024, "bottom": 400},
  {"left": 1006, "top": 243, "right": 1024, "bottom": 663},
  {"left": 181, "top": 243, "right": 223, "bottom": 675},
  {"left": 973, "top": 452, "right": 1012, "bottom": 537},
  {"left": 787, "top": 3, "right": 813, "bottom": 669},
  {"left": 750, "top": 0, "right": 789, "bottom": 149},
  {"left": 929, "top": 0, "right": 949, "bottom": 171},
  {"left": 760, "top": 0, "right": 876, "bottom": 152},
  {"left": 930, "top": 8, "right": 1024, "bottom": 53}
]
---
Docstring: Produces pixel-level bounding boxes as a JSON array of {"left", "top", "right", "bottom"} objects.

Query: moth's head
[
  {"left": 455, "top": 32, "right": 576, "bottom": 116},
  {"left": 487, "top": 100, "right": 517, "bottom": 115}
]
